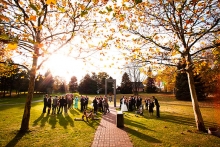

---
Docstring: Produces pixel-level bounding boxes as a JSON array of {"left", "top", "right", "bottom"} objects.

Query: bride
[{"left": 121, "top": 97, "right": 128, "bottom": 112}]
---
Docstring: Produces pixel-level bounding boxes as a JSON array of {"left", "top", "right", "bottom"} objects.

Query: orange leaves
[
  {"left": 46, "top": 0, "right": 56, "bottom": 5},
  {"left": 29, "top": 15, "right": 37, "bottom": 21},
  {"left": 0, "top": 15, "right": 10, "bottom": 22},
  {"left": 186, "top": 19, "right": 193, "bottom": 24}
]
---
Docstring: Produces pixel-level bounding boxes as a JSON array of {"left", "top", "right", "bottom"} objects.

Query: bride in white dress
[{"left": 121, "top": 98, "right": 128, "bottom": 112}]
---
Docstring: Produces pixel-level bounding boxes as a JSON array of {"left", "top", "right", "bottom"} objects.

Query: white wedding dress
[{"left": 121, "top": 98, "right": 128, "bottom": 112}]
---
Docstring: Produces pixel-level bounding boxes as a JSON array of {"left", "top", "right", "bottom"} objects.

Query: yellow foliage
[
  {"left": 7, "top": 43, "right": 18, "bottom": 50},
  {"left": 46, "top": 0, "right": 56, "bottom": 5}
]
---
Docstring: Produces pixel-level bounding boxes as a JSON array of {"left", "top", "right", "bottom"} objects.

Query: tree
[
  {"left": 97, "top": 72, "right": 110, "bottom": 94},
  {"left": 1, "top": 0, "right": 107, "bottom": 132},
  {"left": 120, "top": 72, "right": 133, "bottom": 94},
  {"left": 69, "top": 76, "right": 78, "bottom": 93},
  {"left": 145, "top": 77, "right": 157, "bottom": 93},
  {"left": 175, "top": 72, "right": 207, "bottom": 101},
  {"left": 154, "top": 66, "right": 176, "bottom": 92},
  {"left": 52, "top": 75, "right": 65, "bottom": 93},
  {"left": 124, "top": 62, "right": 146, "bottom": 95},
  {"left": 42, "top": 70, "right": 54, "bottom": 94},
  {"left": 78, "top": 74, "right": 97, "bottom": 94},
  {"left": 114, "top": 1, "right": 220, "bottom": 132}
]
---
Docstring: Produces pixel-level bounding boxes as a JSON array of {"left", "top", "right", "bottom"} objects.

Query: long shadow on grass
[
  {"left": 124, "top": 126, "right": 161, "bottom": 143},
  {"left": 124, "top": 117, "right": 155, "bottom": 131},
  {"left": 161, "top": 112, "right": 197, "bottom": 126},
  {"left": 40, "top": 114, "right": 50, "bottom": 127},
  {"left": 56, "top": 114, "right": 75, "bottom": 129},
  {"left": 69, "top": 108, "right": 81, "bottom": 115},
  {"left": 5, "top": 131, "right": 26, "bottom": 147},
  {"left": 32, "top": 113, "right": 44, "bottom": 126}
]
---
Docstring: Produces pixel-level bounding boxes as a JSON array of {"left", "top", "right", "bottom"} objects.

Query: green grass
[
  {"left": 0, "top": 93, "right": 220, "bottom": 147},
  {"left": 122, "top": 93, "right": 220, "bottom": 147}
]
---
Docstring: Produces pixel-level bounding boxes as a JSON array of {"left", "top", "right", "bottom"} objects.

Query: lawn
[{"left": 0, "top": 93, "right": 219, "bottom": 147}]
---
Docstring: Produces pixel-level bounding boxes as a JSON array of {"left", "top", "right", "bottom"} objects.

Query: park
[
  {"left": 1, "top": 0, "right": 220, "bottom": 146},
  {"left": 0, "top": 93, "right": 220, "bottom": 147}
]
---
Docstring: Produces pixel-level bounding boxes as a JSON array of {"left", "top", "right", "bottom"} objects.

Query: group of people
[
  {"left": 42, "top": 94, "right": 87, "bottom": 114},
  {"left": 43, "top": 93, "right": 160, "bottom": 117},
  {"left": 119, "top": 95, "right": 160, "bottom": 117},
  {"left": 91, "top": 96, "right": 110, "bottom": 115}
]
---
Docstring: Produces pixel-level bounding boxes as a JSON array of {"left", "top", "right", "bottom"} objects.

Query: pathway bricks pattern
[{"left": 91, "top": 106, "right": 133, "bottom": 147}]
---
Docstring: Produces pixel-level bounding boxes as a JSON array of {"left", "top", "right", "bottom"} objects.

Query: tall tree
[
  {"left": 97, "top": 72, "right": 110, "bottom": 94},
  {"left": 145, "top": 77, "right": 156, "bottom": 93},
  {"left": 0, "top": 0, "right": 107, "bottom": 132},
  {"left": 78, "top": 74, "right": 97, "bottom": 94},
  {"left": 124, "top": 62, "right": 146, "bottom": 95},
  {"left": 114, "top": 0, "right": 220, "bottom": 131},
  {"left": 120, "top": 72, "right": 133, "bottom": 94},
  {"left": 69, "top": 76, "right": 78, "bottom": 93}
]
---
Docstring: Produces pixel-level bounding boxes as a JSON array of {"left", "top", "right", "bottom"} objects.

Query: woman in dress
[
  {"left": 74, "top": 96, "right": 78, "bottom": 109},
  {"left": 121, "top": 97, "right": 128, "bottom": 112},
  {"left": 148, "top": 99, "right": 154, "bottom": 116}
]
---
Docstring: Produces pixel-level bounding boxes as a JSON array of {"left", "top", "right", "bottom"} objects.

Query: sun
[{"left": 42, "top": 54, "right": 85, "bottom": 83}]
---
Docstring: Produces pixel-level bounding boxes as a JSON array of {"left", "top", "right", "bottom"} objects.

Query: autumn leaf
[
  {"left": 7, "top": 43, "right": 18, "bottom": 50},
  {"left": 46, "top": 0, "right": 56, "bottom": 5},
  {"left": 0, "top": 15, "right": 10, "bottom": 22},
  {"left": 29, "top": 15, "right": 36, "bottom": 21}
]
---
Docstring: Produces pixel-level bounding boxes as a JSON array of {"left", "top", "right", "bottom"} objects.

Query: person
[
  {"left": 85, "top": 95, "right": 89, "bottom": 110},
  {"left": 47, "top": 95, "right": 52, "bottom": 114},
  {"left": 58, "top": 96, "right": 65, "bottom": 114},
  {"left": 144, "top": 98, "right": 149, "bottom": 110},
  {"left": 52, "top": 95, "right": 58, "bottom": 115},
  {"left": 80, "top": 95, "right": 85, "bottom": 112},
  {"left": 148, "top": 99, "right": 154, "bottom": 116},
  {"left": 121, "top": 97, "right": 128, "bottom": 112},
  {"left": 82, "top": 110, "right": 94, "bottom": 121},
  {"left": 74, "top": 96, "right": 79, "bottom": 109},
  {"left": 120, "top": 96, "right": 124, "bottom": 109},
  {"left": 136, "top": 96, "right": 142, "bottom": 110},
  {"left": 64, "top": 95, "right": 68, "bottom": 113},
  {"left": 43, "top": 94, "right": 48, "bottom": 113},
  {"left": 103, "top": 96, "right": 109, "bottom": 115},
  {"left": 153, "top": 96, "right": 160, "bottom": 118},
  {"left": 93, "top": 96, "right": 98, "bottom": 114}
]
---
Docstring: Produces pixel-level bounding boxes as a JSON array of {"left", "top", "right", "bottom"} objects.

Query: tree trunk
[
  {"left": 20, "top": 44, "right": 39, "bottom": 132},
  {"left": 187, "top": 69, "right": 206, "bottom": 132}
]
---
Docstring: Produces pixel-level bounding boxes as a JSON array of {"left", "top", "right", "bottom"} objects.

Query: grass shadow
[
  {"left": 124, "top": 117, "right": 154, "bottom": 131},
  {"left": 65, "top": 115, "right": 74, "bottom": 127},
  {"left": 5, "top": 131, "right": 26, "bottom": 147},
  {"left": 57, "top": 114, "right": 68, "bottom": 129},
  {"left": 32, "top": 113, "right": 44, "bottom": 127},
  {"left": 69, "top": 108, "right": 81, "bottom": 115},
  {"left": 40, "top": 114, "right": 50, "bottom": 127},
  {"left": 124, "top": 126, "right": 162, "bottom": 143}
]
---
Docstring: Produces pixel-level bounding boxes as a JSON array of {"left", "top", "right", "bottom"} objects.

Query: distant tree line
[{"left": 0, "top": 66, "right": 214, "bottom": 101}]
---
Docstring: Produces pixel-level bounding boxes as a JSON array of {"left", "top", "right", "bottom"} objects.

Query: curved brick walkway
[{"left": 91, "top": 106, "right": 133, "bottom": 147}]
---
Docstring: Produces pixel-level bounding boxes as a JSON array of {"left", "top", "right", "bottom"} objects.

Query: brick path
[{"left": 91, "top": 106, "right": 133, "bottom": 147}]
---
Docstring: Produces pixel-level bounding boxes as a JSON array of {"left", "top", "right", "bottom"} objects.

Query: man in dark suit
[
  {"left": 47, "top": 95, "right": 52, "bottom": 114},
  {"left": 80, "top": 95, "right": 85, "bottom": 112},
  {"left": 43, "top": 94, "right": 48, "bottom": 113},
  {"left": 153, "top": 96, "right": 160, "bottom": 118},
  {"left": 58, "top": 96, "right": 65, "bottom": 114},
  {"left": 93, "top": 96, "right": 98, "bottom": 114}
]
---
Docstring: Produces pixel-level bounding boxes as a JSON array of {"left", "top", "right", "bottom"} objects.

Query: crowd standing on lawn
[
  {"left": 42, "top": 94, "right": 160, "bottom": 118},
  {"left": 118, "top": 95, "right": 160, "bottom": 117}
]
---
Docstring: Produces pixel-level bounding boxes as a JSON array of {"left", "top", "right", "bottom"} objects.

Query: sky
[{"left": 41, "top": 47, "right": 127, "bottom": 86}]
